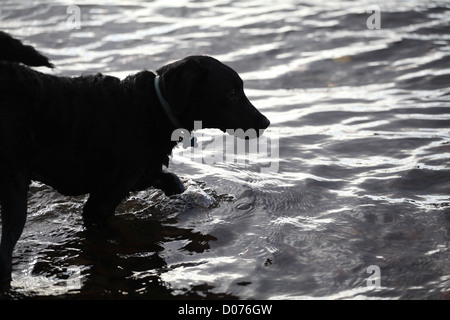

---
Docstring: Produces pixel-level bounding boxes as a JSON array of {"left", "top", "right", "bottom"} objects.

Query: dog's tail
[{"left": 0, "top": 31, "right": 54, "bottom": 68}]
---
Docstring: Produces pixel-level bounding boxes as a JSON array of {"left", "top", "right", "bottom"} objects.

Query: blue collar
[{"left": 154, "top": 75, "right": 183, "bottom": 128}]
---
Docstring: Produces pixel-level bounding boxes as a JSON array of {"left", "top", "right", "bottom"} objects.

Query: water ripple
[{"left": 1, "top": 0, "right": 449, "bottom": 299}]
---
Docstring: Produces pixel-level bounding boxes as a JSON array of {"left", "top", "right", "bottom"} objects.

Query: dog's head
[{"left": 156, "top": 56, "right": 270, "bottom": 138}]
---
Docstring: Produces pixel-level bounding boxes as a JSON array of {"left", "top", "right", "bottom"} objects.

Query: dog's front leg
[
  {"left": 153, "top": 171, "right": 185, "bottom": 196},
  {"left": 82, "top": 190, "right": 125, "bottom": 227}
]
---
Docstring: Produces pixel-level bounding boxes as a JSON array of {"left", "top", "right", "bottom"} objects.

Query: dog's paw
[{"left": 158, "top": 172, "right": 185, "bottom": 196}]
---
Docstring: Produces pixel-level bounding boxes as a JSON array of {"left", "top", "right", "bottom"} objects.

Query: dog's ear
[{"left": 157, "top": 57, "right": 208, "bottom": 115}]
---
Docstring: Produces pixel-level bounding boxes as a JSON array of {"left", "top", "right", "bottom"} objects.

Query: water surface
[{"left": 0, "top": 0, "right": 449, "bottom": 299}]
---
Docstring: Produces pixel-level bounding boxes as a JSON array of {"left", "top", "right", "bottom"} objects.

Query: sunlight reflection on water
[{"left": 1, "top": 0, "right": 450, "bottom": 299}]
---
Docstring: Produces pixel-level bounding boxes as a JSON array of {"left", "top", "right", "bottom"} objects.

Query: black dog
[{"left": 0, "top": 32, "right": 269, "bottom": 285}]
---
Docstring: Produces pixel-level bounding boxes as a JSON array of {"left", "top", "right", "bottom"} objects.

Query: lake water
[{"left": 0, "top": 0, "right": 449, "bottom": 299}]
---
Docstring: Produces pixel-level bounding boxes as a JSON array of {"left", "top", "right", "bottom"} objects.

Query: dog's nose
[
  {"left": 255, "top": 115, "right": 270, "bottom": 137},
  {"left": 260, "top": 116, "right": 270, "bottom": 129}
]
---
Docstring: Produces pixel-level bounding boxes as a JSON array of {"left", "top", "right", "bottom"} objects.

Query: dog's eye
[{"left": 228, "top": 89, "right": 238, "bottom": 100}]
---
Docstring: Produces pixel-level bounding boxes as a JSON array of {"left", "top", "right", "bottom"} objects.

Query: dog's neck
[
  {"left": 154, "top": 74, "right": 197, "bottom": 148},
  {"left": 154, "top": 75, "right": 183, "bottom": 129}
]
